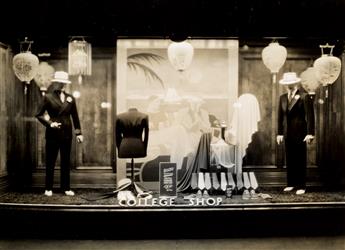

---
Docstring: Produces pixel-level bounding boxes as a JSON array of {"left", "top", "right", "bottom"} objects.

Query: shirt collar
[{"left": 288, "top": 88, "right": 298, "bottom": 97}]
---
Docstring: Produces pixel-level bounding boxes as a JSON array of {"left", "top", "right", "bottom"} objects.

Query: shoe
[
  {"left": 242, "top": 189, "right": 250, "bottom": 200},
  {"left": 225, "top": 185, "right": 233, "bottom": 199},
  {"left": 137, "top": 192, "right": 153, "bottom": 199},
  {"left": 250, "top": 189, "right": 259, "bottom": 199},
  {"left": 183, "top": 194, "right": 196, "bottom": 199},
  {"left": 203, "top": 190, "right": 210, "bottom": 198},
  {"left": 134, "top": 182, "right": 153, "bottom": 199},
  {"left": 296, "top": 189, "right": 305, "bottom": 195},
  {"left": 283, "top": 187, "right": 294, "bottom": 192},
  {"left": 65, "top": 190, "right": 75, "bottom": 196},
  {"left": 44, "top": 190, "right": 53, "bottom": 197},
  {"left": 196, "top": 189, "right": 203, "bottom": 198},
  {"left": 125, "top": 191, "right": 136, "bottom": 205},
  {"left": 117, "top": 191, "right": 127, "bottom": 204},
  {"left": 259, "top": 193, "right": 272, "bottom": 199}
]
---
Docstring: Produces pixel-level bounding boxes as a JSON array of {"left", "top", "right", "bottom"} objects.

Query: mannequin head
[{"left": 48, "top": 81, "right": 66, "bottom": 93}]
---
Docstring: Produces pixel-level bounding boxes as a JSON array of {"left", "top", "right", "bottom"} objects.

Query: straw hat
[
  {"left": 279, "top": 72, "right": 301, "bottom": 85},
  {"left": 51, "top": 71, "right": 71, "bottom": 84},
  {"left": 117, "top": 178, "right": 132, "bottom": 191}
]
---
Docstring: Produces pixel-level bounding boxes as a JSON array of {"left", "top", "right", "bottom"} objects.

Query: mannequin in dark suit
[
  {"left": 277, "top": 72, "right": 315, "bottom": 195},
  {"left": 116, "top": 108, "right": 149, "bottom": 159},
  {"left": 36, "top": 71, "right": 83, "bottom": 196},
  {"left": 115, "top": 108, "right": 151, "bottom": 199}
]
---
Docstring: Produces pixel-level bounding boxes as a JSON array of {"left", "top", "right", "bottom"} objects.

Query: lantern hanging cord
[
  {"left": 19, "top": 37, "right": 34, "bottom": 53},
  {"left": 69, "top": 36, "right": 87, "bottom": 43},
  {"left": 319, "top": 43, "right": 335, "bottom": 56}
]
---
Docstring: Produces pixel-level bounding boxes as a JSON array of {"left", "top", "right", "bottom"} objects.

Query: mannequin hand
[
  {"left": 303, "top": 135, "right": 314, "bottom": 144},
  {"left": 76, "top": 135, "right": 84, "bottom": 143},
  {"left": 276, "top": 135, "right": 284, "bottom": 145},
  {"left": 50, "top": 122, "right": 61, "bottom": 128}
]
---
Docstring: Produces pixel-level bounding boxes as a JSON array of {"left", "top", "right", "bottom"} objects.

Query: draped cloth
[
  {"left": 210, "top": 138, "right": 235, "bottom": 169},
  {"left": 177, "top": 133, "right": 211, "bottom": 192},
  {"left": 225, "top": 93, "right": 261, "bottom": 175}
]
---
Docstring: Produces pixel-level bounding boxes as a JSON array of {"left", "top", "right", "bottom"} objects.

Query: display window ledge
[{"left": 0, "top": 187, "right": 345, "bottom": 211}]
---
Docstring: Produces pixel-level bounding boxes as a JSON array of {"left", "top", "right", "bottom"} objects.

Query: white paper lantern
[
  {"left": 300, "top": 67, "right": 321, "bottom": 94},
  {"left": 13, "top": 51, "right": 39, "bottom": 84},
  {"left": 34, "top": 62, "right": 55, "bottom": 92},
  {"left": 167, "top": 41, "right": 194, "bottom": 72},
  {"left": 313, "top": 54, "right": 341, "bottom": 86},
  {"left": 262, "top": 42, "right": 287, "bottom": 74}
]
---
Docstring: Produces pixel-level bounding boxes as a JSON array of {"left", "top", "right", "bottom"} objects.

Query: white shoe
[
  {"left": 242, "top": 189, "right": 251, "bottom": 200},
  {"left": 65, "top": 190, "right": 75, "bottom": 196},
  {"left": 44, "top": 190, "right": 53, "bottom": 196},
  {"left": 283, "top": 187, "right": 294, "bottom": 192},
  {"left": 296, "top": 189, "right": 305, "bottom": 195}
]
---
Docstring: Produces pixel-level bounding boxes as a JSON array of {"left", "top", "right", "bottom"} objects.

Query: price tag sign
[{"left": 159, "top": 162, "right": 177, "bottom": 197}]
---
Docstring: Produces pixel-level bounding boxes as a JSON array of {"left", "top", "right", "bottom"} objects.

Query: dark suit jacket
[
  {"left": 278, "top": 87, "right": 315, "bottom": 142},
  {"left": 116, "top": 108, "right": 149, "bottom": 158},
  {"left": 36, "top": 91, "right": 82, "bottom": 141}
]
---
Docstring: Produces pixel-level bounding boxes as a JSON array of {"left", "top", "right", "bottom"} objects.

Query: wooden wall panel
[
  {"left": 74, "top": 59, "right": 115, "bottom": 168},
  {"left": 0, "top": 44, "right": 9, "bottom": 178},
  {"left": 318, "top": 52, "right": 345, "bottom": 187},
  {"left": 31, "top": 49, "right": 117, "bottom": 188},
  {"left": 4, "top": 46, "right": 41, "bottom": 188},
  {"left": 35, "top": 55, "right": 116, "bottom": 171},
  {"left": 239, "top": 48, "right": 318, "bottom": 168},
  {"left": 239, "top": 51, "right": 273, "bottom": 165}
]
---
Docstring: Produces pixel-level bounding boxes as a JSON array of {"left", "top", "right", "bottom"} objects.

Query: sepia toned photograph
[{"left": 0, "top": 0, "right": 345, "bottom": 249}]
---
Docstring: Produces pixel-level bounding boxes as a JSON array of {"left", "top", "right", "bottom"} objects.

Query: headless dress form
[{"left": 115, "top": 108, "right": 149, "bottom": 192}]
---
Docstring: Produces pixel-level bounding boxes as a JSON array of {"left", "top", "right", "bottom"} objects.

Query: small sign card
[{"left": 159, "top": 162, "right": 177, "bottom": 197}]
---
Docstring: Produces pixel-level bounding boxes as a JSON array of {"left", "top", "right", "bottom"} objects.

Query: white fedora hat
[
  {"left": 116, "top": 178, "right": 132, "bottom": 191},
  {"left": 279, "top": 72, "right": 301, "bottom": 85},
  {"left": 51, "top": 71, "right": 71, "bottom": 84}
]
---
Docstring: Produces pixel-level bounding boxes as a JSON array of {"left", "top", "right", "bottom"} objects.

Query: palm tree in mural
[
  {"left": 126, "top": 53, "right": 166, "bottom": 180},
  {"left": 127, "top": 53, "right": 165, "bottom": 89}
]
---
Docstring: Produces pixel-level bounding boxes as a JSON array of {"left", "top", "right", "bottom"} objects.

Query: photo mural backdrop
[{"left": 116, "top": 39, "right": 238, "bottom": 183}]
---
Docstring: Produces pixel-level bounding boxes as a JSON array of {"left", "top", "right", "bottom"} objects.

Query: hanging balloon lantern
[
  {"left": 34, "top": 61, "right": 55, "bottom": 94},
  {"left": 313, "top": 43, "right": 341, "bottom": 86},
  {"left": 262, "top": 41, "right": 287, "bottom": 83},
  {"left": 68, "top": 38, "right": 92, "bottom": 84},
  {"left": 300, "top": 67, "right": 321, "bottom": 95},
  {"left": 167, "top": 40, "right": 194, "bottom": 72},
  {"left": 12, "top": 38, "right": 39, "bottom": 86}
]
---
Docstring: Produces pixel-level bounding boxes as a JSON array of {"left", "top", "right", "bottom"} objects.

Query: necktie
[
  {"left": 220, "top": 172, "right": 227, "bottom": 191},
  {"left": 212, "top": 173, "right": 220, "bottom": 190},
  {"left": 243, "top": 172, "right": 251, "bottom": 190},
  {"left": 190, "top": 173, "right": 198, "bottom": 190},
  {"left": 198, "top": 172, "right": 205, "bottom": 190},
  {"left": 249, "top": 172, "right": 259, "bottom": 190},
  {"left": 288, "top": 92, "right": 292, "bottom": 102},
  {"left": 204, "top": 173, "right": 212, "bottom": 190},
  {"left": 288, "top": 90, "right": 296, "bottom": 103},
  {"left": 60, "top": 92, "right": 65, "bottom": 102},
  {"left": 236, "top": 172, "right": 244, "bottom": 190},
  {"left": 227, "top": 172, "right": 236, "bottom": 189}
]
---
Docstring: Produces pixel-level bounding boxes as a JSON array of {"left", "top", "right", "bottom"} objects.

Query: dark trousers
[
  {"left": 285, "top": 139, "right": 307, "bottom": 188},
  {"left": 45, "top": 138, "right": 72, "bottom": 191}
]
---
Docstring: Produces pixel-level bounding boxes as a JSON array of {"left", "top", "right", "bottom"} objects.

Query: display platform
[{"left": 0, "top": 187, "right": 344, "bottom": 239}]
